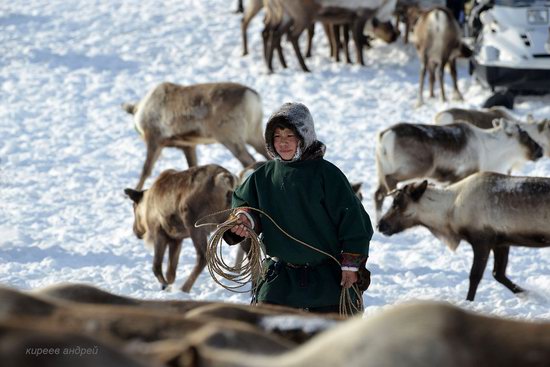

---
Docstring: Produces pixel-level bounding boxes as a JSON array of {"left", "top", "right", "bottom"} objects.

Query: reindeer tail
[{"left": 121, "top": 102, "right": 137, "bottom": 115}]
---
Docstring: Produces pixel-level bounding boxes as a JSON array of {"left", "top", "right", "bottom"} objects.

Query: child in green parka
[{"left": 223, "top": 102, "right": 373, "bottom": 314}]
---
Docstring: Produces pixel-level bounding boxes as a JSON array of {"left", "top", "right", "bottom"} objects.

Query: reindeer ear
[
  {"left": 410, "top": 180, "right": 428, "bottom": 201},
  {"left": 215, "top": 172, "right": 238, "bottom": 190},
  {"left": 124, "top": 188, "right": 144, "bottom": 204}
]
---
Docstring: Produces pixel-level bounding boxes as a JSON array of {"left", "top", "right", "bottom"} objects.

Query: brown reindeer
[
  {"left": 35, "top": 283, "right": 212, "bottom": 313},
  {"left": 33, "top": 283, "right": 340, "bottom": 344},
  {"left": 178, "top": 302, "right": 550, "bottom": 367},
  {"left": 0, "top": 286, "right": 301, "bottom": 361},
  {"left": 263, "top": 0, "right": 398, "bottom": 72},
  {"left": 378, "top": 172, "right": 550, "bottom": 301},
  {"left": 5, "top": 285, "right": 340, "bottom": 348},
  {"left": 317, "top": 7, "right": 382, "bottom": 65},
  {"left": 122, "top": 82, "right": 269, "bottom": 190},
  {"left": 413, "top": 6, "right": 472, "bottom": 106},
  {"left": 124, "top": 164, "right": 239, "bottom": 293},
  {"left": 241, "top": 0, "right": 316, "bottom": 61}
]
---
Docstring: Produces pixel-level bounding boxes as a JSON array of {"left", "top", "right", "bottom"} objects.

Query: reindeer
[
  {"left": 318, "top": 6, "right": 398, "bottom": 65},
  {"left": 373, "top": 120, "right": 543, "bottom": 218},
  {"left": 262, "top": 0, "right": 399, "bottom": 72},
  {"left": 378, "top": 172, "right": 550, "bottom": 301},
  {"left": 179, "top": 302, "right": 550, "bottom": 367},
  {"left": 124, "top": 165, "right": 239, "bottom": 293},
  {"left": 394, "top": 0, "right": 422, "bottom": 44},
  {"left": 413, "top": 6, "right": 472, "bottom": 106},
  {"left": 434, "top": 109, "right": 550, "bottom": 158},
  {"left": 0, "top": 286, "right": 301, "bottom": 362},
  {"left": 35, "top": 283, "right": 212, "bottom": 313},
  {"left": 122, "top": 82, "right": 269, "bottom": 190},
  {"left": 241, "top": 0, "right": 316, "bottom": 61},
  {"left": 434, "top": 107, "right": 519, "bottom": 129},
  {"left": 5, "top": 285, "right": 339, "bottom": 348}
]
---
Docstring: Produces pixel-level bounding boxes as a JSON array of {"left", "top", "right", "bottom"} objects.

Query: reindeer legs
[
  {"left": 467, "top": 244, "right": 491, "bottom": 301},
  {"left": 438, "top": 58, "right": 448, "bottom": 102},
  {"left": 305, "top": 24, "right": 314, "bottom": 58},
  {"left": 179, "top": 146, "right": 198, "bottom": 168},
  {"left": 165, "top": 240, "right": 182, "bottom": 286},
  {"left": 220, "top": 139, "right": 256, "bottom": 167},
  {"left": 137, "top": 136, "right": 162, "bottom": 190},
  {"left": 492, "top": 246, "right": 525, "bottom": 294},
  {"left": 417, "top": 55, "right": 428, "bottom": 107},
  {"left": 153, "top": 233, "right": 170, "bottom": 290},
  {"left": 181, "top": 230, "right": 208, "bottom": 293},
  {"left": 449, "top": 59, "right": 463, "bottom": 101}
]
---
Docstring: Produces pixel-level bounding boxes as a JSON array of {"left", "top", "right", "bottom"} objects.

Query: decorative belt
[{"left": 271, "top": 257, "right": 333, "bottom": 269}]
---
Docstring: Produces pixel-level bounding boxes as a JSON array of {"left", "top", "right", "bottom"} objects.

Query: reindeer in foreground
[
  {"left": 122, "top": 82, "right": 269, "bottom": 190},
  {"left": 0, "top": 286, "right": 299, "bottom": 360},
  {"left": 124, "top": 165, "right": 238, "bottom": 293},
  {"left": 378, "top": 172, "right": 550, "bottom": 301},
  {"left": 373, "top": 119, "right": 543, "bottom": 218},
  {"left": 413, "top": 7, "right": 472, "bottom": 106},
  {"left": 183, "top": 302, "right": 550, "bottom": 367}
]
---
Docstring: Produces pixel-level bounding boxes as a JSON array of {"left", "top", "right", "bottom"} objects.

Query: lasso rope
[{"left": 195, "top": 207, "right": 364, "bottom": 317}]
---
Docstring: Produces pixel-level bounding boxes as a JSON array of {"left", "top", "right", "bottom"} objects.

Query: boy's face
[{"left": 273, "top": 127, "right": 300, "bottom": 161}]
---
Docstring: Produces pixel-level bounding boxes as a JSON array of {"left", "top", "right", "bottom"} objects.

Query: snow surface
[{"left": 1, "top": 0, "right": 549, "bottom": 322}]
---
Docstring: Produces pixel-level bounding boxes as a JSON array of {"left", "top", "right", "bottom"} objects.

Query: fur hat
[{"left": 264, "top": 102, "right": 317, "bottom": 160}]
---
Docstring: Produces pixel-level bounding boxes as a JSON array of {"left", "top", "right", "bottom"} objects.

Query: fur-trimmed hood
[{"left": 265, "top": 102, "right": 325, "bottom": 161}]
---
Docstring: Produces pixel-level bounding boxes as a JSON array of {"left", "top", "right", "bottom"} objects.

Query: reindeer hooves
[{"left": 512, "top": 285, "right": 525, "bottom": 294}]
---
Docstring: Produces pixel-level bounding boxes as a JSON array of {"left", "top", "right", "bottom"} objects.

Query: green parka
[{"left": 233, "top": 158, "right": 373, "bottom": 308}]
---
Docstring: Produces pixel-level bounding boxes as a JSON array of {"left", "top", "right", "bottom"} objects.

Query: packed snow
[{"left": 1, "top": 0, "right": 549, "bottom": 321}]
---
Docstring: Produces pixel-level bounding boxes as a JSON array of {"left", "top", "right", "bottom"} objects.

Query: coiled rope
[{"left": 195, "top": 207, "right": 364, "bottom": 317}]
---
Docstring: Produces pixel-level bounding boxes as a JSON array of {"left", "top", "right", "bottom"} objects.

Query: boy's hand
[
  {"left": 341, "top": 270, "right": 358, "bottom": 289},
  {"left": 230, "top": 213, "right": 252, "bottom": 238}
]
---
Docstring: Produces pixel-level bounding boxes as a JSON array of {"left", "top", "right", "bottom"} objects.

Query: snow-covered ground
[{"left": 1, "top": 0, "right": 549, "bottom": 321}]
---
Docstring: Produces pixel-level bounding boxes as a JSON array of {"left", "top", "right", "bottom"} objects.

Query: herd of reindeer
[{"left": 4, "top": 0, "right": 550, "bottom": 366}]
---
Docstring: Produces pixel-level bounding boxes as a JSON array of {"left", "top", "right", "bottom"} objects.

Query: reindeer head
[
  {"left": 124, "top": 188, "right": 147, "bottom": 240},
  {"left": 521, "top": 119, "right": 550, "bottom": 157},
  {"left": 371, "top": 18, "right": 400, "bottom": 43},
  {"left": 493, "top": 119, "right": 543, "bottom": 162},
  {"left": 377, "top": 180, "right": 428, "bottom": 236}
]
